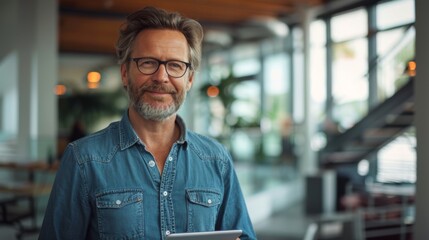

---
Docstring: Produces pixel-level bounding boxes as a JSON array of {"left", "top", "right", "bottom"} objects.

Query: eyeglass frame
[{"left": 129, "top": 57, "right": 192, "bottom": 78}]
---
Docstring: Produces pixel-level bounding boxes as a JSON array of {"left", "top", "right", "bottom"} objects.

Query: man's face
[{"left": 121, "top": 29, "right": 193, "bottom": 121}]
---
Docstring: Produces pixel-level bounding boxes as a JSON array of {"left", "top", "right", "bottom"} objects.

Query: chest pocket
[
  {"left": 186, "top": 189, "right": 222, "bottom": 232},
  {"left": 96, "top": 189, "right": 144, "bottom": 240}
]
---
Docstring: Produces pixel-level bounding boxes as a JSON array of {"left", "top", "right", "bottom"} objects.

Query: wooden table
[{"left": 0, "top": 160, "right": 58, "bottom": 240}]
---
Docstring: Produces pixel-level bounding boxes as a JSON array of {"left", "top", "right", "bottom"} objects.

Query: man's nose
[{"left": 152, "top": 63, "right": 169, "bottom": 82}]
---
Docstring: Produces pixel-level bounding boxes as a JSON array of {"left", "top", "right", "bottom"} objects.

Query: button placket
[{"left": 160, "top": 146, "right": 178, "bottom": 238}]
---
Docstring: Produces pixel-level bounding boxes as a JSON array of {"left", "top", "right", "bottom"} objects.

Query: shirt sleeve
[
  {"left": 215, "top": 149, "right": 257, "bottom": 240},
  {"left": 39, "top": 144, "right": 91, "bottom": 240}
]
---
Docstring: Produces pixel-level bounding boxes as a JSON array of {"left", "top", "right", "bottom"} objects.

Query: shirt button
[
  {"left": 166, "top": 230, "right": 171, "bottom": 235},
  {"left": 168, "top": 156, "right": 173, "bottom": 161},
  {"left": 163, "top": 191, "right": 168, "bottom": 197},
  {"left": 208, "top": 199, "right": 212, "bottom": 204},
  {"left": 116, "top": 200, "right": 121, "bottom": 205},
  {"left": 148, "top": 160, "right": 156, "bottom": 167}
]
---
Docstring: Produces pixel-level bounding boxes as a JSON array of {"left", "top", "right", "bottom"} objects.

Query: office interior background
[{"left": 1, "top": 0, "right": 429, "bottom": 239}]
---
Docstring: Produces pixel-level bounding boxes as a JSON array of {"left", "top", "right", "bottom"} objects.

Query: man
[{"left": 39, "top": 6, "right": 256, "bottom": 240}]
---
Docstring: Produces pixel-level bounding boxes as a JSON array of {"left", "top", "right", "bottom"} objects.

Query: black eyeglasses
[{"left": 130, "top": 57, "right": 192, "bottom": 78}]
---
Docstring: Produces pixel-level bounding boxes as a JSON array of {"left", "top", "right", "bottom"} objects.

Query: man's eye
[
  {"left": 168, "top": 62, "right": 184, "bottom": 70},
  {"left": 140, "top": 60, "right": 157, "bottom": 67}
]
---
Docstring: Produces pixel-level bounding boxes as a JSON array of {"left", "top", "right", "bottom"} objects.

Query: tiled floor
[{"left": 255, "top": 202, "right": 311, "bottom": 240}]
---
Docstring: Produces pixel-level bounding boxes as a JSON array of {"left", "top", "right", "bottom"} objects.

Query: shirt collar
[
  {"left": 119, "top": 112, "right": 140, "bottom": 150},
  {"left": 119, "top": 111, "right": 188, "bottom": 150},
  {"left": 175, "top": 115, "right": 187, "bottom": 145}
]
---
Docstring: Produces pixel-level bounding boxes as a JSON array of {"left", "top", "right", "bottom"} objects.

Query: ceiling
[
  {"left": 59, "top": 0, "right": 328, "bottom": 55},
  {"left": 57, "top": 0, "right": 335, "bottom": 93}
]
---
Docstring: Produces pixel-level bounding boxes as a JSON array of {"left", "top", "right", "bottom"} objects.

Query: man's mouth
[{"left": 142, "top": 85, "right": 175, "bottom": 95}]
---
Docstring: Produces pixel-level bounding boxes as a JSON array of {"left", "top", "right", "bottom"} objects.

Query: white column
[
  {"left": 0, "top": 2, "right": 18, "bottom": 155},
  {"left": 414, "top": 0, "right": 429, "bottom": 238},
  {"left": 31, "top": 0, "right": 58, "bottom": 160},
  {"left": 0, "top": 0, "right": 57, "bottom": 161},
  {"left": 300, "top": 7, "right": 318, "bottom": 175}
]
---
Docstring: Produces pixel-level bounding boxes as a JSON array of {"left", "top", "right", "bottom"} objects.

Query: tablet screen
[{"left": 166, "top": 230, "right": 242, "bottom": 240}]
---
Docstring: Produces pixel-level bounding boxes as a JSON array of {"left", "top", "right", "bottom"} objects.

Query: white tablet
[{"left": 166, "top": 230, "right": 242, "bottom": 240}]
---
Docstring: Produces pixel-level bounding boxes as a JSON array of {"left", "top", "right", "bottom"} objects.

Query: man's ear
[
  {"left": 120, "top": 64, "right": 128, "bottom": 89},
  {"left": 186, "top": 72, "right": 194, "bottom": 91}
]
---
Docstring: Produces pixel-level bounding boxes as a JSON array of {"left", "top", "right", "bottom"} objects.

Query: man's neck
[
  {"left": 128, "top": 108, "right": 179, "bottom": 148},
  {"left": 128, "top": 108, "right": 180, "bottom": 173}
]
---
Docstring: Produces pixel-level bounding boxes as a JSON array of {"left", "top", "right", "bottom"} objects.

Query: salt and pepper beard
[{"left": 127, "top": 76, "right": 188, "bottom": 121}]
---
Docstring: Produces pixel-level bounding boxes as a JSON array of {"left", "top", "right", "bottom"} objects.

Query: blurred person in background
[{"left": 68, "top": 119, "right": 87, "bottom": 143}]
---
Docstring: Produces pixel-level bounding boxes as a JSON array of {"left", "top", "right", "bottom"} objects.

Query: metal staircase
[{"left": 319, "top": 77, "right": 415, "bottom": 167}]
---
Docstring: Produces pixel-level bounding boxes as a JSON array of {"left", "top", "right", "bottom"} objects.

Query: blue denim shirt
[{"left": 39, "top": 113, "right": 256, "bottom": 240}]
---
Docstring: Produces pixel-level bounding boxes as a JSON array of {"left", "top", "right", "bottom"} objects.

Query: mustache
[{"left": 139, "top": 83, "right": 177, "bottom": 94}]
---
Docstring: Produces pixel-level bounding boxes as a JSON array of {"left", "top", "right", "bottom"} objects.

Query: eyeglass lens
[{"left": 136, "top": 58, "right": 188, "bottom": 78}]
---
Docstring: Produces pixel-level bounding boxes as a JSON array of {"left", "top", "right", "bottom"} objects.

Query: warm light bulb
[
  {"left": 407, "top": 61, "right": 416, "bottom": 77},
  {"left": 54, "top": 84, "right": 67, "bottom": 95},
  {"left": 207, "top": 85, "right": 220, "bottom": 97},
  {"left": 87, "top": 71, "right": 101, "bottom": 83},
  {"left": 408, "top": 61, "right": 416, "bottom": 71}
]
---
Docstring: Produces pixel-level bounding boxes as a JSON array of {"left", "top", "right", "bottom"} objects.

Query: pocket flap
[
  {"left": 186, "top": 189, "right": 222, "bottom": 207},
  {"left": 96, "top": 189, "right": 143, "bottom": 209}
]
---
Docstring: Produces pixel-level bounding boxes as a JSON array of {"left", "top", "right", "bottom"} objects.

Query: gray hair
[{"left": 116, "top": 6, "right": 204, "bottom": 71}]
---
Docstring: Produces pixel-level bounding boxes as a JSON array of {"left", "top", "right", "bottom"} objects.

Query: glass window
[
  {"left": 231, "top": 80, "right": 261, "bottom": 123},
  {"left": 377, "top": 129, "right": 416, "bottom": 183},
  {"left": 208, "top": 51, "right": 230, "bottom": 84},
  {"left": 231, "top": 43, "right": 260, "bottom": 61},
  {"left": 310, "top": 20, "right": 327, "bottom": 46},
  {"left": 310, "top": 48, "right": 327, "bottom": 107},
  {"left": 310, "top": 20, "right": 328, "bottom": 150},
  {"left": 331, "top": 8, "right": 368, "bottom": 42},
  {"left": 264, "top": 54, "right": 289, "bottom": 96},
  {"left": 376, "top": 28, "right": 406, "bottom": 56},
  {"left": 195, "top": 51, "right": 231, "bottom": 137},
  {"left": 233, "top": 58, "right": 261, "bottom": 77},
  {"left": 376, "top": 0, "right": 415, "bottom": 30},
  {"left": 331, "top": 8, "right": 369, "bottom": 128},
  {"left": 263, "top": 53, "right": 291, "bottom": 160},
  {"left": 376, "top": 26, "right": 415, "bottom": 101},
  {"left": 229, "top": 79, "right": 262, "bottom": 162},
  {"left": 225, "top": 44, "right": 263, "bottom": 163},
  {"left": 310, "top": 20, "right": 327, "bottom": 119},
  {"left": 332, "top": 38, "right": 368, "bottom": 128},
  {"left": 332, "top": 40, "right": 368, "bottom": 94}
]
